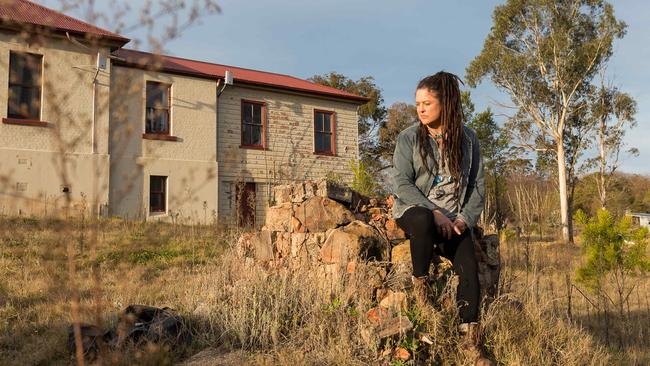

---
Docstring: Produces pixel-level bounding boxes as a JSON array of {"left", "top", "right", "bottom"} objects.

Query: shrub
[
  {"left": 575, "top": 209, "right": 650, "bottom": 319},
  {"left": 349, "top": 159, "right": 378, "bottom": 197}
]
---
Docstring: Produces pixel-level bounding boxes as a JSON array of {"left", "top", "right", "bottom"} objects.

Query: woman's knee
[
  {"left": 454, "top": 234, "right": 478, "bottom": 274},
  {"left": 399, "top": 207, "right": 435, "bottom": 233}
]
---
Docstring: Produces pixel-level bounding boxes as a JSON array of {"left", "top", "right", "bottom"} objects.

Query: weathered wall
[
  {"left": 108, "top": 65, "right": 218, "bottom": 223},
  {"left": 0, "top": 32, "right": 111, "bottom": 216},
  {"left": 216, "top": 84, "right": 359, "bottom": 226}
]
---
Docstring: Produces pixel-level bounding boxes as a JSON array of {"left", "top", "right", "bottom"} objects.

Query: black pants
[{"left": 396, "top": 206, "right": 480, "bottom": 323}]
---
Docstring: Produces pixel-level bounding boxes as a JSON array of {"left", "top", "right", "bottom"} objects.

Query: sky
[{"left": 47, "top": 0, "right": 650, "bottom": 175}]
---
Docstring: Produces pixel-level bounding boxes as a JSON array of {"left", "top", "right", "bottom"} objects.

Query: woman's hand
[
  {"left": 453, "top": 218, "right": 467, "bottom": 235},
  {"left": 432, "top": 210, "right": 456, "bottom": 240}
]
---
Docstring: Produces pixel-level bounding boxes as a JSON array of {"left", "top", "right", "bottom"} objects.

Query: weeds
[{"left": 1, "top": 216, "right": 648, "bottom": 364}]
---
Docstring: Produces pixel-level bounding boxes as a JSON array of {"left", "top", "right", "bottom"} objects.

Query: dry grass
[{"left": 0, "top": 216, "right": 647, "bottom": 365}]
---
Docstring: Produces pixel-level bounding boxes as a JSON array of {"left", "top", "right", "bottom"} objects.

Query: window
[
  {"left": 241, "top": 100, "right": 265, "bottom": 148},
  {"left": 314, "top": 110, "right": 336, "bottom": 155},
  {"left": 145, "top": 81, "right": 171, "bottom": 134},
  {"left": 149, "top": 175, "right": 167, "bottom": 213},
  {"left": 7, "top": 52, "right": 42, "bottom": 121}
]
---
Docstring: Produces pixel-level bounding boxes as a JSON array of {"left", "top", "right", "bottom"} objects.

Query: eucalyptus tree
[
  {"left": 588, "top": 76, "right": 638, "bottom": 209},
  {"left": 466, "top": 0, "right": 626, "bottom": 243}
]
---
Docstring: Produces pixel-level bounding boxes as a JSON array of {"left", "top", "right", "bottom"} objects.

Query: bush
[
  {"left": 349, "top": 159, "right": 378, "bottom": 197},
  {"left": 575, "top": 209, "right": 650, "bottom": 319}
]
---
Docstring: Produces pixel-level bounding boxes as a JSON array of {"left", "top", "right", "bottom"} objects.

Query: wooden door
[{"left": 236, "top": 182, "right": 256, "bottom": 227}]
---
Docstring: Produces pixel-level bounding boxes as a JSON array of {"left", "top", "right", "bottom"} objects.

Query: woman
[{"left": 391, "top": 72, "right": 491, "bottom": 365}]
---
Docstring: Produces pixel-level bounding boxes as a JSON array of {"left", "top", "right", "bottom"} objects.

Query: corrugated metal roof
[
  {"left": 0, "top": 1, "right": 367, "bottom": 103},
  {"left": 0, "top": 0, "right": 129, "bottom": 43},
  {"left": 113, "top": 49, "right": 370, "bottom": 104}
]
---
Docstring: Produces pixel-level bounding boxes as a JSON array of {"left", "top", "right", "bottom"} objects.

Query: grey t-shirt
[{"left": 427, "top": 159, "right": 459, "bottom": 220}]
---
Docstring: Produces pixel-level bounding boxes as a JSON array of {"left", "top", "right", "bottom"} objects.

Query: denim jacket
[{"left": 390, "top": 123, "right": 485, "bottom": 228}]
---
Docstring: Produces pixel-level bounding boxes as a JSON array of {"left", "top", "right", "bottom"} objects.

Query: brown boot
[
  {"left": 411, "top": 275, "right": 429, "bottom": 306},
  {"left": 459, "top": 322, "right": 494, "bottom": 366}
]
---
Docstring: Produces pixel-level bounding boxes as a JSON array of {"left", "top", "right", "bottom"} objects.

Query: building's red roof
[
  {"left": 113, "top": 49, "right": 370, "bottom": 104},
  {"left": 0, "top": 0, "right": 129, "bottom": 44}
]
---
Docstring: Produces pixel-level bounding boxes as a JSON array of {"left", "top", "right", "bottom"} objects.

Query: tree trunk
[
  {"left": 556, "top": 140, "right": 572, "bottom": 243},
  {"left": 598, "top": 116, "right": 607, "bottom": 209}
]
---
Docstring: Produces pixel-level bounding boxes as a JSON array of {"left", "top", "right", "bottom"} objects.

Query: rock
[
  {"left": 291, "top": 232, "right": 325, "bottom": 261},
  {"left": 274, "top": 231, "right": 292, "bottom": 258},
  {"left": 264, "top": 203, "right": 293, "bottom": 232},
  {"left": 341, "top": 220, "right": 378, "bottom": 238},
  {"left": 320, "top": 221, "right": 385, "bottom": 264},
  {"left": 294, "top": 196, "right": 354, "bottom": 232},
  {"left": 386, "top": 195, "right": 394, "bottom": 209},
  {"left": 364, "top": 264, "right": 388, "bottom": 291},
  {"left": 303, "top": 181, "right": 317, "bottom": 199},
  {"left": 291, "top": 216, "right": 304, "bottom": 233},
  {"left": 366, "top": 306, "right": 391, "bottom": 324},
  {"left": 272, "top": 185, "right": 292, "bottom": 205},
  {"left": 320, "top": 229, "right": 359, "bottom": 263},
  {"left": 316, "top": 263, "right": 342, "bottom": 292},
  {"left": 393, "top": 347, "right": 411, "bottom": 361},
  {"left": 368, "top": 207, "right": 384, "bottom": 216},
  {"left": 391, "top": 241, "right": 411, "bottom": 264},
  {"left": 291, "top": 183, "right": 306, "bottom": 203},
  {"left": 316, "top": 179, "right": 353, "bottom": 203},
  {"left": 371, "top": 212, "right": 383, "bottom": 222},
  {"left": 472, "top": 228, "right": 501, "bottom": 302},
  {"left": 346, "top": 261, "right": 356, "bottom": 274},
  {"left": 366, "top": 306, "right": 413, "bottom": 338},
  {"left": 379, "top": 290, "right": 407, "bottom": 313},
  {"left": 181, "top": 348, "right": 248, "bottom": 366},
  {"left": 385, "top": 219, "right": 406, "bottom": 241},
  {"left": 238, "top": 230, "right": 274, "bottom": 261},
  {"left": 375, "top": 316, "right": 413, "bottom": 338}
]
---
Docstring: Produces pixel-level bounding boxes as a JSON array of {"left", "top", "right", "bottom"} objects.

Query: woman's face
[{"left": 415, "top": 88, "right": 441, "bottom": 127}]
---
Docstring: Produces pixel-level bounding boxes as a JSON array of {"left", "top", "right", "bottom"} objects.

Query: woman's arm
[
  {"left": 458, "top": 132, "right": 485, "bottom": 228},
  {"left": 391, "top": 130, "right": 438, "bottom": 211}
]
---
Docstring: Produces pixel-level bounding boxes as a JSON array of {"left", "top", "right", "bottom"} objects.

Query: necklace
[{"left": 429, "top": 130, "right": 443, "bottom": 140}]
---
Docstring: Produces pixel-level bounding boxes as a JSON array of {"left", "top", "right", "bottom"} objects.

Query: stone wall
[{"left": 236, "top": 179, "right": 501, "bottom": 301}]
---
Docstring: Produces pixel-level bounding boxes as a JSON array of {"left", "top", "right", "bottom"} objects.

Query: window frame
[
  {"left": 149, "top": 175, "right": 167, "bottom": 214},
  {"left": 144, "top": 80, "right": 173, "bottom": 137},
  {"left": 5, "top": 51, "right": 44, "bottom": 125},
  {"left": 240, "top": 99, "right": 267, "bottom": 149},
  {"left": 313, "top": 109, "right": 336, "bottom": 156}
]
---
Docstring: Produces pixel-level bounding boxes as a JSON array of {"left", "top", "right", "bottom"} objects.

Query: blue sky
[{"left": 50, "top": 0, "right": 650, "bottom": 175}]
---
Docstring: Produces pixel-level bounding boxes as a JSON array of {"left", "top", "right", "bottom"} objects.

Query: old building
[{"left": 0, "top": 0, "right": 366, "bottom": 225}]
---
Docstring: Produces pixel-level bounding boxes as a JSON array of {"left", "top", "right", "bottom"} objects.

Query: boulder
[
  {"left": 274, "top": 231, "right": 292, "bottom": 258},
  {"left": 385, "top": 219, "right": 406, "bottom": 241},
  {"left": 237, "top": 230, "right": 274, "bottom": 261},
  {"left": 294, "top": 196, "right": 354, "bottom": 232},
  {"left": 365, "top": 308, "right": 414, "bottom": 339},
  {"left": 291, "top": 232, "right": 325, "bottom": 261},
  {"left": 391, "top": 241, "right": 411, "bottom": 264},
  {"left": 473, "top": 229, "right": 501, "bottom": 301},
  {"left": 290, "top": 216, "right": 304, "bottom": 233},
  {"left": 264, "top": 203, "right": 293, "bottom": 232},
  {"left": 319, "top": 229, "right": 360, "bottom": 264},
  {"left": 378, "top": 290, "right": 407, "bottom": 313},
  {"left": 316, "top": 180, "right": 353, "bottom": 203},
  {"left": 320, "top": 221, "right": 386, "bottom": 264},
  {"left": 272, "top": 185, "right": 292, "bottom": 205}
]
